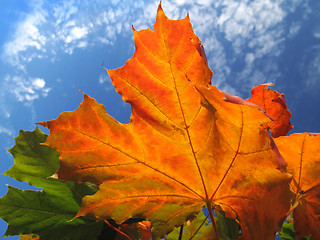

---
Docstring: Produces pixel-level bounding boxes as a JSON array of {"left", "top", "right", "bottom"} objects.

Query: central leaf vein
[{"left": 158, "top": 18, "right": 209, "bottom": 201}]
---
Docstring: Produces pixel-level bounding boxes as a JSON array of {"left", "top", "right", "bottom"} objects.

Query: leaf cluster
[{"left": 1, "top": 3, "right": 319, "bottom": 240}]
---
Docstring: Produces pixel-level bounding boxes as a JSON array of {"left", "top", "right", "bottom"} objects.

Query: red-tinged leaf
[
  {"left": 274, "top": 133, "right": 320, "bottom": 239},
  {"left": 115, "top": 221, "right": 151, "bottom": 240},
  {"left": 247, "top": 83, "right": 293, "bottom": 137},
  {"left": 39, "top": 4, "right": 293, "bottom": 239}
]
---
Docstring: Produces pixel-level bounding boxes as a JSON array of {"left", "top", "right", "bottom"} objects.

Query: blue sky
[{"left": 0, "top": 0, "right": 319, "bottom": 238}]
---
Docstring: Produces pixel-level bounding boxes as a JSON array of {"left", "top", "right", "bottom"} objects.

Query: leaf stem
[
  {"left": 206, "top": 202, "right": 220, "bottom": 240},
  {"left": 178, "top": 225, "right": 184, "bottom": 240},
  {"left": 103, "top": 220, "right": 133, "bottom": 240}
]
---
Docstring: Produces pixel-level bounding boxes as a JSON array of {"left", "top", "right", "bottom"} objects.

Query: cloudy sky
[{"left": 0, "top": 0, "right": 319, "bottom": 238}]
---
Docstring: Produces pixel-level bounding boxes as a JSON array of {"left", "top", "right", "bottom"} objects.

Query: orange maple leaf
[
  {"left": 247, "top": 83, "right": 293, "bottom": 138},
  {"left": 275, "top": 133, "right": 320, "bottom": 239},
  {"left": 39, "top": 4, "right": 293, "bottom": 239}
]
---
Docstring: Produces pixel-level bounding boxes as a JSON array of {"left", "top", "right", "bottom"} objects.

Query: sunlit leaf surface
[{"left": 40, "top": 4, "right": 292, "bottom": 239}]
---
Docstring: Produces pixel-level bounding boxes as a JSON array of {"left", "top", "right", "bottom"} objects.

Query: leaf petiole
[
  {"left": 206, "top": 202, "right": 220, "bottom": 240},
  {"left": 103, "top": 220, "right": 133, "bottom": 240}
]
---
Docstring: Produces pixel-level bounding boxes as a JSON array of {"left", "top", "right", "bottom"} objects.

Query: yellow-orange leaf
[
  {"left": 247, "top": 83, "right": 293, "bottom": 138},
  {"left": 39, "top": 4, "right": 292, "bottom": 239},
  {"left": 19, "top": 235, "right": 39, "bottom": 240},
  {"left": 274, "top": 133, "right": 320, "bottom": 239}
]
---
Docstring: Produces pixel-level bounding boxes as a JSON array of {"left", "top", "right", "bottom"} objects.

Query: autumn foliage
[{"left": 1, "top": 4, "right": 319, "bottom": 240}]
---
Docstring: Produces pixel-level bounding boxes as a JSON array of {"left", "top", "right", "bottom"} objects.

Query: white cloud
[
  {"left": 99, "top": 74, "right": 107, "bottom": 84},
  {"left": 245, "top": 53, "right": 255, "bottom": 65},
  {"left": 174, "top": 0, "right": 190, "bottom": 5},
  {"left": 0, "top": 0, "right": 316, "bottom": 101},
  {"left": 174, "top": 0, "right": 304, "bottom": 94},
  {"left": 3, "top": 10, "right": 47, "bottom": 67},
  {"left": 314, "top": 27, "right": 320, "bottom": 39},
  {"left": 2, "top": 1, "right": 152, "bottom": 67},
  {"left": 111, "top": 0, "right": 121, "bottom": 5},
  {"left": 149, "top": 0, "right": 293, "bottom": 93},
  {"left": 289, "top": 22, "right": 301, "bottom": 38},
  {"left": 53, "top": 0, "right": 78, "bottom": 25},
  {"left": 216, "top": 0, "right": 285, "bottom": 52},
  {"left": 3, "top": 75, "right": 51, "bottom": 103},
  {"left": 99, "top": 73, "right": 114, "bottom": 91},
  {"left": 301, "top": 46, "right": 320, "bottom": 94},
  {"left": 32, "top": 78, "right": 46, "bottom": 89},
  {"left": 0, "top": 126, "right": 14, "bottom": 136},
  {"left": 65, "top": 26, "right": 88, "bottom": 43}
]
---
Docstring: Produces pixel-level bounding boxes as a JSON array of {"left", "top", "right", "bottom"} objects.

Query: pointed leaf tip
[{"left": 36, "top": 121, "right": 49, "bottom": 128}]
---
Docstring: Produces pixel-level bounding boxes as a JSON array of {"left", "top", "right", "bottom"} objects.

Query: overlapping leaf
[
  {"left": 278, "top": 222, "right": 295, "bottom": 240},
  {"left": 166, "top": 211, "right": 213, "bottom": 240},
  {"left": 19, "top": 234, "right": 39, "bottom": 240},
  {"left": 166, "top": 209, "right": 239, "bottom": 240},
  {"left": 247, "top": 83, "right": 293, "bottom": 137},
  {"left": 39, "top": 4, "right": 293, "bottom": 239},
  {"left": 275, "top": 133, "right": 320, "bottom": 239},
  {"left": 0, "top": 128, "right": 103, "bottom": 239}
]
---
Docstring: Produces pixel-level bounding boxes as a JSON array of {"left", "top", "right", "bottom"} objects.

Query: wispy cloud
[
  {"left": 2, "top": 10, "right": 47, "bottom": 69},
  {"left": 53, "top": 0, "right": 78, "bottom": 25},
  {"left": 300, "top": 45, "right": 320, "bottom": 95},
  {"left": 171, "top": 0, "right": 313, "bottom": 95},
  {"left": 0, "top": 126, "right": 14, "bottom": 137},
  {"left": 1, "top": 0, "right": 154, "bottom": 68},
  {"left": 3, "top": 75, "right": 50, "bottom": 103},
  {"left": 98, "top": 73, "right": 114, "bottom": 92},
  {"left": 192, "top": 0, "right": 287, "bottom": 91},
  {"left": 0, "top": 0, "right": 154, "bottom": 106},
  {"left": 1, "top": 0, "right": 318, "bottom": 104},
  {"left": 65, "top": 26, "right": 88, "bottom": 43}
]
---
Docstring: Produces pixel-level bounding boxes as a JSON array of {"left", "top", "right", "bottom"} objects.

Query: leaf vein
[
  {"left": 210, "top": 106, "right": 245, "bottom": 201},
  {"left": 58, "top": 126, "right": 204, "bottom": 200}
]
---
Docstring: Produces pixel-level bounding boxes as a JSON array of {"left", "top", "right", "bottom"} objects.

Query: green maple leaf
[{"left": 0, "top": 127, "right": 103, "bottom": 239}]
